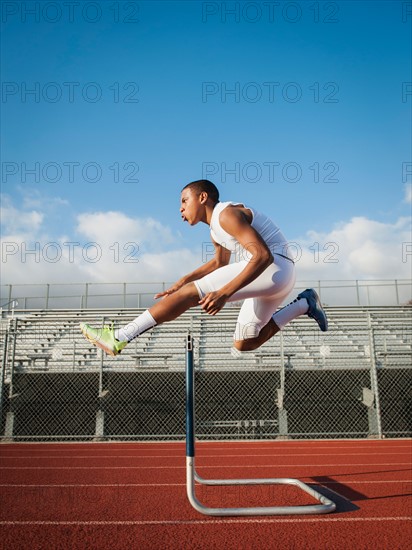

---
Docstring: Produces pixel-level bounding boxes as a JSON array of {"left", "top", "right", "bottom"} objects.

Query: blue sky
[{"left": 1, "top": 0, "right": 411, "bottom": 288}]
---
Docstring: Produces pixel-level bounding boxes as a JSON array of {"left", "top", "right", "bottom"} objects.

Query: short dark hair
[{"left": 182, "top": 179, "right": 220, "bottom": 203}]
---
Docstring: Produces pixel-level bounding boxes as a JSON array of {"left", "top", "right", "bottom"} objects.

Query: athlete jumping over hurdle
[{"left": 80, "top": 179, "right": 328, "bottom": 356}]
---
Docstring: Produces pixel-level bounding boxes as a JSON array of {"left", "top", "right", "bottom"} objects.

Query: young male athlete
[{"left": 80, "top": 180, "right": 327, "bottom": 356}]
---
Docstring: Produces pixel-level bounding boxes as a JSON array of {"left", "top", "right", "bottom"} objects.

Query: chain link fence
[{"left": 0, "top": 308, "right": 411, "bottom": 441}]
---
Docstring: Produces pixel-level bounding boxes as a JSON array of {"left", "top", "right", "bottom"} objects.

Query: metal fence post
[
  {"left": 4, "top": 319, "right": 18, "bottom": 441},
  {"left": 95, "top": 316, "right": 107, "bottom": 440},
  {"left": 99, "top": 317, "right": 105, "bottom": 396},
  {"left": 394, "top": 279, "right": 399, "bottom": 305},
  {"left": 0, "top": 326, "right": 9, "bottom": 438},
  {"left": 277, "top": 331, "right": 288, "bottom": 438},
  {"left": 72, "top": 341, "right": 76, "bottom": 371},
  {"left": 367, "top": 314, "right": 383, "bottom": 439},
  {"left": 45, "top": 284, "right": 50, "bottom": 310}
]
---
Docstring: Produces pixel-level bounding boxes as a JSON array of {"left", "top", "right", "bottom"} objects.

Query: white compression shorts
[{"left": 193, "top": 254, "right": 296, "bottom": 341}]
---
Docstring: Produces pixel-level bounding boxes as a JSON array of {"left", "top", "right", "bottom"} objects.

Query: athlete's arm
[
  {"left": 199, "top": 206, "right": 274, "bottom": 315},
  {"left": 154, "top": 239, "right": 231, "bottom": 299}
]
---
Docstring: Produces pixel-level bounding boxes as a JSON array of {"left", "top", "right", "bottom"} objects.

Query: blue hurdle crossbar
[{"left": 185, "top": 333, "right": 336, "bottom": 516}]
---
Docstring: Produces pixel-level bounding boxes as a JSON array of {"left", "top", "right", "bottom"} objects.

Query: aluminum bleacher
[{"left": 2, "top": 305, "right": 411, "bottom": 375}]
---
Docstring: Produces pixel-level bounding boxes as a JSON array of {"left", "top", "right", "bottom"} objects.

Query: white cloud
[
  {"left": 76, "top": 211, "right": 175, "bottom": 252},
  {"left": 19, "top": 188, "right": 69, "bottom": 211},
  {"left": 74, "top": 211, "right": 198, "bottom": 283},
  {"left": 78, "top": 246, "right": 199, "bottom": 284},
  {"left": 292, "top": 216, "right": 412, "bottom": 280},
  {"left": 1, "top": 195, "right": 44, "bottom": 236}
]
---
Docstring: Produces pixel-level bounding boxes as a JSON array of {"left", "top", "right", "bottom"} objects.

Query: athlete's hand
[
  {"left": 199, "top": 291, "right": 229, "bottom": 316},
  {"left": 154, "top": 282, "right": 182, "bottom": 299}
]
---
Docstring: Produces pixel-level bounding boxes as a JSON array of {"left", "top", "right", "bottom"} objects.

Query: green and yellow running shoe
[{"left": 79, "top": 323, "right": 128, "bottom": 356}]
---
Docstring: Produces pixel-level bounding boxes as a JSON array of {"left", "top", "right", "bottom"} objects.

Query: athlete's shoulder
[{"left": 219, "top": 203, "right": 253, "bottom": 228}]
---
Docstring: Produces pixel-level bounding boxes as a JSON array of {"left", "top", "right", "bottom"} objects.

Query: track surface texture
[{"left": 0, "top": 439, "right": 411, "bottom": 549}]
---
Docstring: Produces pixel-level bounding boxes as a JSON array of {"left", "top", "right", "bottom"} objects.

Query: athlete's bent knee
[
  {"left": 234, "top": 322, "right": 261, "bottom": 341},
  {"left": 179, "top": 282, "right": 199, "bottom": 299},
  {"left": 233, "top": 338, "right": 261, "bottom": 352}
]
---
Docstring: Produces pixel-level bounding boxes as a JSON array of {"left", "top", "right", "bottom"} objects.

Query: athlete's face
[{"left": 180, "top": 188, "right": 205, "bottom": 225}]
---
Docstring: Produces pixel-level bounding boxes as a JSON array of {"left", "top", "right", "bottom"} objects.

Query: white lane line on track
[
  {"left": 1, "top": 462, "right": 411, "bottom": 470},
  {"left": 2, "top": 443, "right": 410, "bottom": 449},
  {"left": 0, "top": 517, "right": 411, "bottom": 526},
  {"left": 1, "top": 480, "right": 411, "bottom": 488},
  {"left": 2, "top": 443, "right": 410, "bottom": 453}
]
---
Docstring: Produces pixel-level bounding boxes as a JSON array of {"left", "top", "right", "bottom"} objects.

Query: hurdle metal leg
[{"left": 185, "top": 334, "right": 336, "bottom": 516}]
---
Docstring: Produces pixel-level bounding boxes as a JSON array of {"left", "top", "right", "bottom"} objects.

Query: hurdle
[{"left": 185, "top": 333, "right": 336, "bottom": 516}]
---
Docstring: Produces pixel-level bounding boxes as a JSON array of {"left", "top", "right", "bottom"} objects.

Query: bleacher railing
[{"left": 1, "top": 279, "right": 411, "bottom": 312}]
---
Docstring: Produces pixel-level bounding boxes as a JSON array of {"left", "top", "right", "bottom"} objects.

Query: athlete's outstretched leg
[
  {"left": 117, "top": 282, "right": 200, "bottom": 339},
  {"left": 149, "top": 283, "right": 200, "bottom": 324},
  {"left": 80, "top": 283, "right": 200, "bottom": 356}
]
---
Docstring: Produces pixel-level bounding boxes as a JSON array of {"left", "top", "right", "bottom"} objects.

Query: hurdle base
[{"left": 186, "top": 457, "right": 336, "bottom": 516}]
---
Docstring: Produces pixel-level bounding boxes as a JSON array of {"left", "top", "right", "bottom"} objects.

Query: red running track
[{"left": 0, "top": 439, "right": 411, "bottom": 549}]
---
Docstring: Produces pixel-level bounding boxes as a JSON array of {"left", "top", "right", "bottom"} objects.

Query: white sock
[
  {"left": 272, "top": 297, "right": 309, "bottom": 330},
  {"left": 115, "top": 310, "right": 157, "bottom": 342}
]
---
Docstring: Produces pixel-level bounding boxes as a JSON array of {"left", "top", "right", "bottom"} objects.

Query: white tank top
[{"left": 210, "top": 201, "right": 292, "bottom": 261}]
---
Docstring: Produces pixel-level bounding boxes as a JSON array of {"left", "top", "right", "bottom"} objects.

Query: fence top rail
[
  {"left": 2, "top": 279, "right": 411, "bottom": 286},
  {"left": 2, "top": 279, "right": 411, "bottom": 309},
  {"left": 3, "top": 304, "right": 412, "bottom": 314}
]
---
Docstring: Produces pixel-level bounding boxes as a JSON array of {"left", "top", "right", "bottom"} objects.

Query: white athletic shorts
[{"left": 194, "top": 255, "right": 296, "bottom": 341}]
